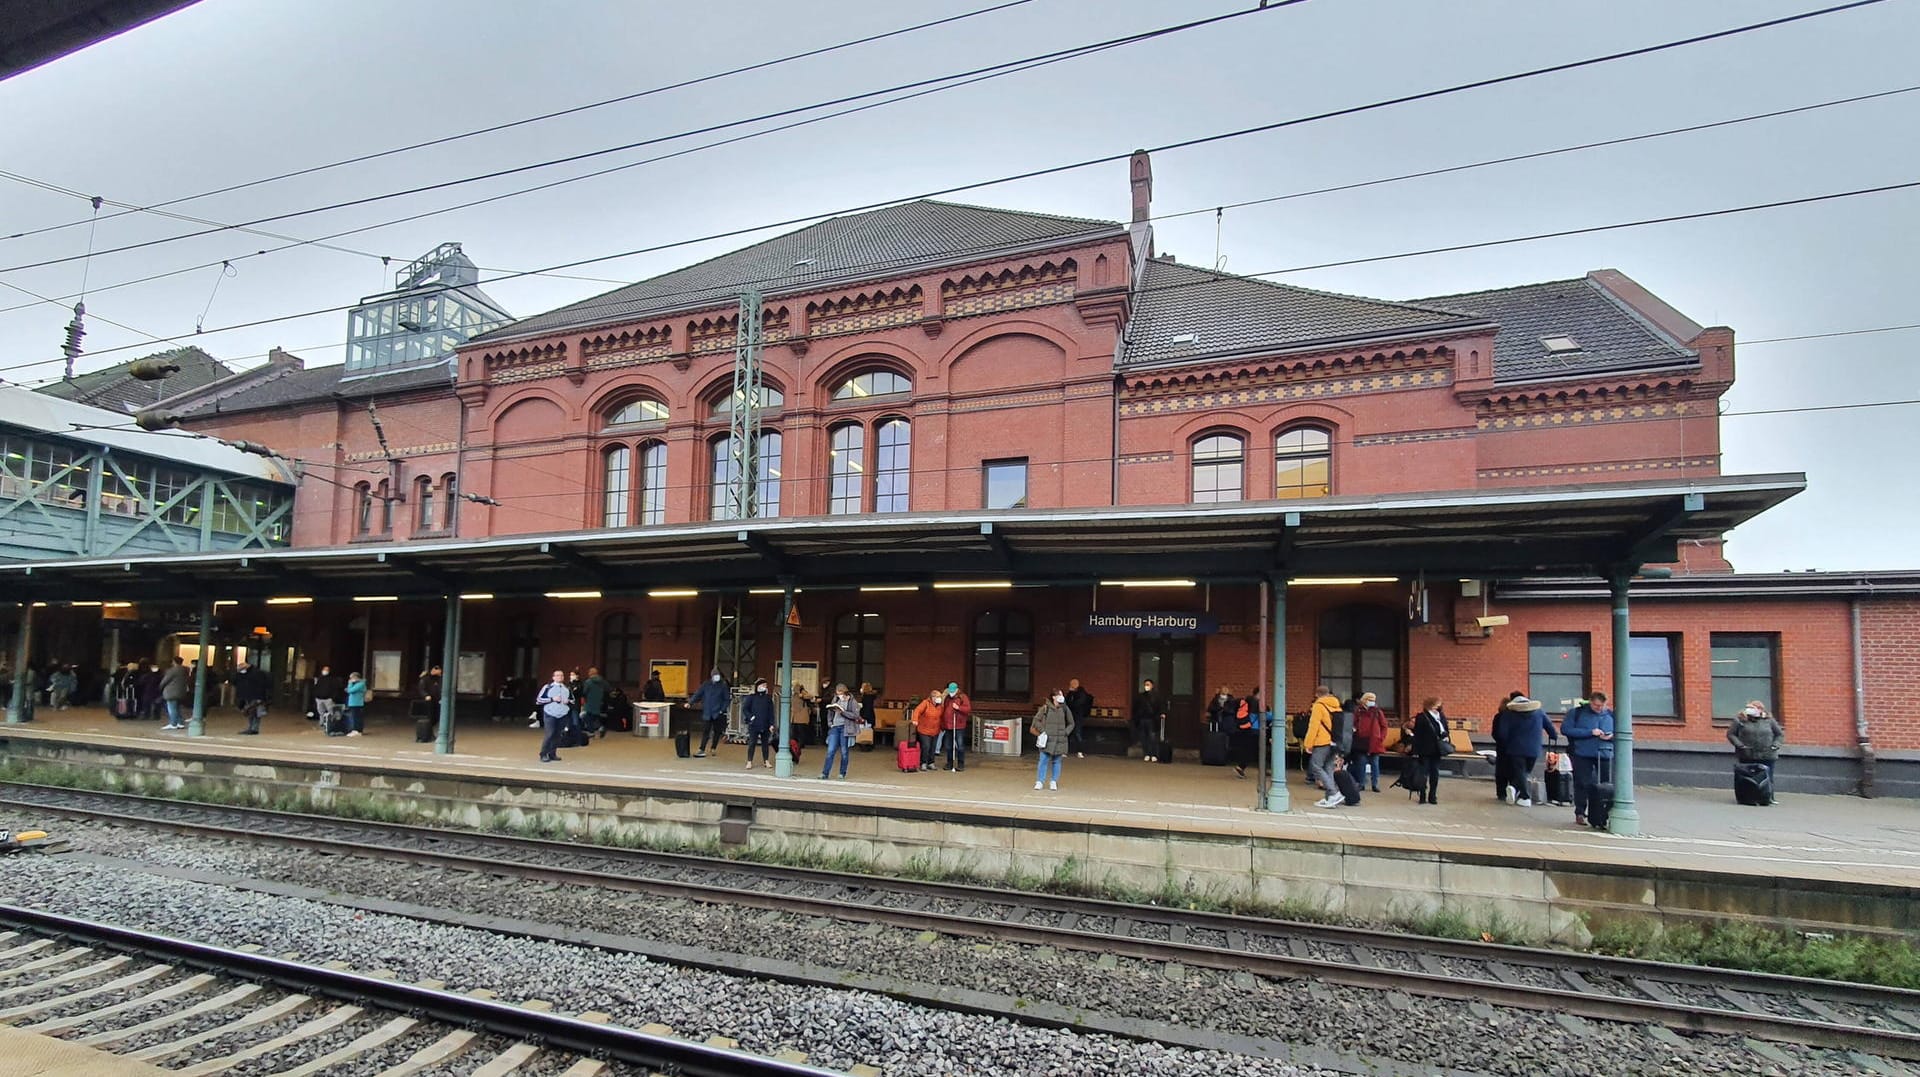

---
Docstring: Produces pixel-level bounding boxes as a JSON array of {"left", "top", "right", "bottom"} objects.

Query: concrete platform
[{"left": 0, "top": 1024, "right": 170, "bottom": 1076}]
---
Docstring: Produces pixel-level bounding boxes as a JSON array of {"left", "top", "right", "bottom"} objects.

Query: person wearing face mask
[
  {"left": 691, "top": 669, "right": 731, "bottom": 759},
  {"left": 742, "top": 678, "right": 776, "bottom": 769},
  {"left": 1351, "top": 692, "right": 1389, "bottom": 793},
  {"left": 820, "top": 683, "right": 862, "bottom": 780},
  {"left": 1131, "top": 679, "right": 1164, "bottom": 762},
  {"left": 1030, "top": 689, "right": 1075, "bottom": 790},
  {"left": 1063, "top": 678, "right": 1094, "bottom": 759},
  {"left": 1728, "top": 700, "right": 1784, "bottom": 804},
  {"left": 911, "top": 688, "right": 946, "bottom": 773},
  {"left": 1407, "top": 697, "right": 1451, "bottom": 805},
  {"left": 940, "top": 681, "right": 973, "bottom": 772}
]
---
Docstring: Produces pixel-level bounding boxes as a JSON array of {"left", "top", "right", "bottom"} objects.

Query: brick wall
[{"left": 1862, "top": 597, "right": 1920, "bottom": 751}]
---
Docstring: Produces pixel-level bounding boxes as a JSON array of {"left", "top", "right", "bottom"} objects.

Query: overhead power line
[
  {"left": 0, "top": 0, "right": 1041, "bottom": 246},
  {"left": 0, "top": 2, "right": 1301, "bottom": 274}
]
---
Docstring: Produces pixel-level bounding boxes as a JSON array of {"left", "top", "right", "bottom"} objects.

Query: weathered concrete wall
[{"left": 11, "top": 738, "right": 1915, "bottom": 947}]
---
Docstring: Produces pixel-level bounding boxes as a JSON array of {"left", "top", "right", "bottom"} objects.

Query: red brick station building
[{"left": 5, "top": 154, "right": 1916, "bottom": 802}]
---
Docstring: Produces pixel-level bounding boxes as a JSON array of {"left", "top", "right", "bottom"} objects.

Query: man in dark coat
[
  {"left": 581, "top": 666, "right": 610, "bottom": 738},
  {"left": 642, "top": 669, "right": 667, "bottom": 703},
  {"left": 1492, "top": 695, "right": 1554, "bottom": 806},
  {"left": 1064, "top": 678, "right": 1094, "bottom": 759},
  {"left": 230, "top": 661, "right": 272, "bottom": 735},
  {"left": 691, "top": 669, "right": 731, "bottom": 758},
  {"left": 1131, "top": 679, "right": 1165, "bottom": 762}
]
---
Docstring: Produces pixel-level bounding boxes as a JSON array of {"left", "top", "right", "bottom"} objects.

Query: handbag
[{"left": 1035, "top": 732, "right": 1049, "bottom": 749}]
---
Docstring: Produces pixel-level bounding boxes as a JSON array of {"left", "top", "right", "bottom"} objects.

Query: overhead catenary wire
[{"left": 0, "top": 0, "right": 1043, "bottom": 246}]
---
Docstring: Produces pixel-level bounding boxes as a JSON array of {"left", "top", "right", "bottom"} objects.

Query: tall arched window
[
  {"left": 833, "top": 612, "right": 885, "bottom": 693},
  {"left": 440, "top": 473, "right": 458, "bottom": 531},
  {"left": 1275, "top": 425, "right": 1332, "bottom": 499},
  {"left": 828, "top": 423, "right": 865, "bottom": 515},
  {"left": 710, "top": 432, "right": 781, "bottom": 520},
  {"left": 637, "top": 441, "right": 667, "bottom": 526},
  {"left": 606, "top": 398, "right": 668, "bottom": 426},
  {"left": 1191, "top": 433, "right": 1244, "bottom": 504},
  {"left": 415, "top": 476, "right": 435, "bottom": 531},
  {"left": 875, "top": 418, "right": 911, "bottom": 513},
  {"left": 600, "top": 612, "right": 646, "bottom": 687},
  {"left": 353, "top": 482, "right": 372, "bottom": 535},
  {"left": 830, "top": 370, "right": 910, "bottom": 400},
  {"left": 971, "top": 610, "right": 1033, "bottom": 698},
  {"left": 377, "top": 479, "right": 394, "bottom": 533},
  {"left": 603, "top": 445, "right": 632, "bottom": 527}
]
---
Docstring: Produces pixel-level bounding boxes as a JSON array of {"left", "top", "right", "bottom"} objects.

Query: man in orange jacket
[{"left": 911, "top": 689, "right": 945, "bottom": 773}]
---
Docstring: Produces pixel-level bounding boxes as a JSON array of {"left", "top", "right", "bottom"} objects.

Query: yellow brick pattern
[
  {"left": 944, "top": 281, "right": 1073, "bottom": 318},
  {"left": 489, "top": 361, "right": 568, "bottom": 385},
  {"left": 1477, "top": 401, "right": 1689, "bottom": 429},
  {"left": 1120, "top": 367, "right": 1449, "bottom": 417},
  {"left": 1479, "top": 457, "right": 1718, "bottom": 480}
]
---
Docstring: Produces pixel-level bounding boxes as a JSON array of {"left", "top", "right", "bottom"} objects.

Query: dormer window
[{"left": 1540, "top": 336, "right": 1581, "bottom": 353}]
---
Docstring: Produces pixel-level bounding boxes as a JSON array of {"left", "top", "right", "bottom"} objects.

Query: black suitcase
[
  {"left": 1589, "top": 782, "right": 1614, "bottom": 829},
  {"left": 1734, "top": 762, "right": 1773, "bottom": 806},
  {"left": 1544, "top": 771, "right": 1571, "bottom": 805},
  {"left": 1201, "top": 731, "right": 1230, "bottom": 766},
  {"left": 1334, "top": 767, "right": 1362, "bottom": 806},
  {"left": 674, "top": 730, "right": 691, "bottom": 758},
  {"left": 1156, "top": 744, "right": 1174, "bottom": 764},
  {"left": 414, "top": 717, "right": 435, "bottom": 743}
]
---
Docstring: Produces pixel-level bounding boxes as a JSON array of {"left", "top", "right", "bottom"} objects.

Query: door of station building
[
  {"left": 1317, "top": 604, "right": 1400, "bottom": 716},
  {"left": 1133, "top": 634, "right": 1203, "bottom": 749}
]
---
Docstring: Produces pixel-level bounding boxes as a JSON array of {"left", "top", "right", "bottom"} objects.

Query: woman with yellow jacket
[{"left": 1303, "top": 686, "right": 1342, "bottom": 805}]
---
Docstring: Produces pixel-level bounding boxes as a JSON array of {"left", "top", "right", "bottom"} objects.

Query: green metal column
[
  {"left": 7, "top": 602, "right": 31, "bottom": 723},
  {"left": 437, "top": 594, "right": 462, "bottom": 755},
  {"left": 1265, "top": 578, "right": 1290, "bottom": 811},
  {"left": 773, "top": 580, "right": 795, "bottom": 778},
  {"left": 1607, "top": 572, "right": 1639, "bottom": 835},
  {"left": 188, "top": 598, "right": 212, "bottom": 737}
]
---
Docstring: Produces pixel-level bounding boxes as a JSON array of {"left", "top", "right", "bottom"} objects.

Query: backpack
[
  {"left": 1332, "top": 710, "right": 1355, "bottom": 755},
  {"left": 1291, "top": 712, "right": 1309, "bottom": 741}
]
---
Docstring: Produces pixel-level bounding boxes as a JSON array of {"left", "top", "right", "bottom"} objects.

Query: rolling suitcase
[
  {"left": 1734, "top": 762, "right": 1773, "bottom": 806},
  {"left": 1589, "top": 782, "right": 1614, "bottom": 829},
  {"left": 414, "top": 717, "right": 434, "bottom": 743},
  {"left": 1334, "top": 766, "right": 1362, "bottom": 806},
  {"left": 1201, "top": 730, "right": 1230, "bottom": 766},
  {"left": 674, "top": 730, "right": 691, "bottom": 758},
  {"left": 897, "top": 740, "right": 921, "bottom": 772},
  {"left": 1544, "top": 770, "right": 1571, "bottom": 805}
]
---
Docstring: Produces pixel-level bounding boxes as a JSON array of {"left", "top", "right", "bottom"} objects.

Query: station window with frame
[
  {"left": 1710, "top": 633, "right": 1779, "bottom": 721},
  {"left": 416, "top": 475, "right": 435, "bottom": 531},
  {"left": 602, "top": 445, "right": 631, "bottom": 527},
  {"left": 833, "top": 612, "right": 886, "bottom": 695},
  {"left": 983, "top": 458, "right": 1027, "bottom": 510},
  {"left": 971, "top": 609, "right": 1033, "bottom": 698},
  {"left": 1527, "top": 632, "right": 1588, "bottom": 715},
  {"left": 1629, "top": 634, "right": 1682, "bottom": 719},
  {"left": 1274, "top": 425, "right": 1332, "bottom": 499},
  {"left": 600, "top": 612, "right": 645, "bottom": 688},
  {"left": 1190, "top": 433, "right": 1244, "bottom": 504}
]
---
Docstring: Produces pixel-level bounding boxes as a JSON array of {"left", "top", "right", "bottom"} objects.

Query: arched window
[
  {"left": 603, "top": 445, "right": 632, "bottom": 527},
  {"left": 828, "top": 423, "right": 865, "bottom": 515},
  {"left": 600, "top": 612, "right": 646, "bottom": 687},
  {"left": 971, "top": 610, "right": 1033, "bottom": 698},
  {"left": 415, "top": 475, "right": 435, "bottom": 531},
  {"left": 440, "top": 473, "right": 458, "bottom": 531},
  {"left": 377, "top": 479, "right": 394, "bottom": 533},
  {"left": 833, "top": 612, "right": 886, "bottom": 694},
  {"left": 709, "top": 385, "right": 784, "bottom": 416},
  {"left": 1191, "top": 433, "right": 1244, "bottom": 504},
  {"left": 606, "top": 398, "right": 668, "bottom": 426},
  {"left": 637, "top": 441, "right": 667, "bottom": 526},
  {"left": 830, "top": 370, "right": 911, "bottom": 400},
  {"left": 710, "top": 432, "right": 781, "bottom": 520},
  {"left": 353, "top": 482, "right": 372, "bottom": 535},
  {"left": 874, "top": 419, "right": 911, "bottom": 513},
  {"left": 1275, "top": 425, "right": 1331, "bottom": 499}
]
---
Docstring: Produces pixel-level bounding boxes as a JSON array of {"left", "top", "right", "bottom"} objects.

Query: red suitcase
[{"left": 897, "top": 741, "right": 921, "bottom": 772}]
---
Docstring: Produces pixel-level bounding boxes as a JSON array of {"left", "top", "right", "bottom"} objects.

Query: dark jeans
[
  {"left": 1356, "top": 752, "right": 1381, "bottom": 790},
  {"left": 1415, "top": 755, "right": 1442, "bottom": 803},
  {"left": 1497, "top": 754, "right": 1538, "bottom": 800},
  {"left": 539, "top": 713, "right": 565, "bottom": 760},
  {"left": 342, "top": 705, "right": 361, "bottom": 734},
  {"left": 1132, "top": 716, "right": 1157, "bottom": 758},
  {"left": 746, "top": 725, "right": 774, "bottom": 763},
  {"left": 941, "top": 728, "right": 968, "bottom": 769},
  {"left": 1572, "top": 754, "right": 1609, "bottom": 817},
  {"left": 698, "top": 716, "right": 728, "bottom": 753},
  {"left": 917, "top": 732, "right": 938, "bottom": 769},
  {"left": 1067, "top": 719, "right": 1086, "bottom": 755},
  {"left": 821, "top": 725, "right": 852, "bottom": 778}
]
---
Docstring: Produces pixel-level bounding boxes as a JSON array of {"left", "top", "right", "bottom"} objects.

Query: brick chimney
[{"left": 1129, "top": 149, "right": 1153, "bottom": 223}]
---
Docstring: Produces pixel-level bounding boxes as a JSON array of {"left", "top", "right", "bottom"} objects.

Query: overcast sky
[{"left": 2, "top": 0, "right": 1914, "bottom": 571}]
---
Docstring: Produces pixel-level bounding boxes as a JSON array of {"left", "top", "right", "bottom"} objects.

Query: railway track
[
  {"left": 0, "top": 903, "right": 842, "bottom": 1077},
  {"left": 7, "top": 781, "right": 1920, "bottom": 1068}
]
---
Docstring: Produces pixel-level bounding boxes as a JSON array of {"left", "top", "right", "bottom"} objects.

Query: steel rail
[
  {"left": 10, "top": 782, "right": 1920, "bottom": 1060},
  {"left": 0, "top": 903, "right": 844, "bottom": 1077}
]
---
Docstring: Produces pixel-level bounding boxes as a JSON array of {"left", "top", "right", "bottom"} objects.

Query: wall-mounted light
[
  {"left": 1099, "top": 579, "right": 1197, "bottom": 588},
  {"left": 459, "top": 593, "right": 494, "bottom": 601},
  {"left": 265, "top": 596, "right": 313, "bottom": 605},
  {"left": 932, "top": 581, "right": 1012, "bottom": 590},
  {"left": 748, "top": 587, "right": 803, "bottom": 595},
  {"left": 1287, "top": 577, "right": 1399, "bottom": 586},
  {"left": 860, "top": 585, "right": 919, "bottom": 593},
  {"left": 544, "top": 590, "right": 603, "bottom": 599},
  {"left": 648, "top": 589, "right": 698, "bottom": 598},
  {"left": 353, "top": 595, "right": 399, "bottom": 603}
]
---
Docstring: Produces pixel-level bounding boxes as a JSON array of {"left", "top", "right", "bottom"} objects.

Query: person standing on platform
[
  {"left": 158, "top": 657, "right": 192, "bottom": 730},
  {"left": 643, "top": 669, "right": 667, "bottom": 703},
  {"left": 111, "top": 662, "right": 140, "bottom": 720},
  {"left": 858, "top": 682, "right": 878, "bottom": 728},
  {"left": 1727, "top": 700, "right": 1784, "bottom": 789},
  {"left": 1488, "top": 690, "right": 1525, "bottom": 802},
  {"left": 820, "top": 683, "right": 861, "bottom": 780},
  {"left": 342, "top": 671, "right": 367, "bottom": 737},
  {"left": 136, "top": 662, "right": 162, "bottom": 721},
  {"left": 1408, "top": 697, "right": 1451, "bottom": 806},
  {"left": 691, "top": 669, "right": 730, "bottom": 758},
  {"left": 1351, "top": 692, "right": 1388, "bottom": 793},
  {"left": 231, "top": 660, "right": 271, "bottom": 736},
  {"left": 1303, "top": 685, "right": 1340, "bottom": 804},
  {"left": 1064, "top": 678, "right": 1094, "bottom": 759},
  {"left": 1496, "top": 695, "right": 1553, "bottom": 806},
  {"left": 1561, "top": 692, "right": 1616, "bottom": 826},
  {"left": 582, "top": 666, "right": 610, "bottom": 739},
  {"left": 911, "top": 688, "right": 945, "bottom": 772},
  {"left": 790, "top": 682, "right": 817, "bottom": 747},
  {"left": 741, "top": 678, "right": 776, "bottom": 769},
  {"left": 940, "top": 681, "right": 973, "bottom": 772},
  {"left": 1131, "top": 679, "right": 1164, "bottom": 762},
  {"left": 536, "top": 670, "right": 572, "bottom": 763},
  {"left": 1231, "top": 689, "right": 1261, "bottom": 779},
  {"left": 1031, "top": 689, "right": 1075, "bottom": 790},
  {"left": 48, "top": 666, "right": 75, "bottom": 711}
]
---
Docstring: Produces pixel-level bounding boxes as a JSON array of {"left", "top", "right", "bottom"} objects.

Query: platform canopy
[{"left": 0, "top": 473, "right": 1803, "bottom": 604}]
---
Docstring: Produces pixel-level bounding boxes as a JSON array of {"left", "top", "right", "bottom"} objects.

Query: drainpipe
[
  {"left": 1110, "top": 374, "right": 1121, "bottom": 506},
  {"left": 1852, "top": 598, "right": 1876, "bottom": 798}
]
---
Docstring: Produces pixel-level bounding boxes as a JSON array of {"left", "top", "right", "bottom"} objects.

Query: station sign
[{"left": 1083, "top": 611, "right": 1219, "bottom": 635}]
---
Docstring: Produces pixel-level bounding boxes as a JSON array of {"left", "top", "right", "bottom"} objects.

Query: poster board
[
  {"left": 371, "top": 650, "right": 403, "bottom": 693},
  {"left": 777, "top": 661, "right": 820, "bottom": 698},
  {"left": 456, "top": 651, "right": 486, "bottom": 695},
  {"left": 650, "top": 659, "right": 689, "bottom": 699}
]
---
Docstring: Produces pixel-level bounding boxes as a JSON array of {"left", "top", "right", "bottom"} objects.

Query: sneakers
[
  {"left": 527, "top": 719, "right": 540, "bottom": 728},
  {"left": 693, "top": 751, "right": 707, "bottom": 758},
  {"left": 1315, "top": 796, "right": 1341, "bottom": 809},
  {"left": 161, "top": 724, "right": 184, "bottom": 731},
  {"left": 1516, "top": 798, "right": 1533, "bottom": 807},
  {"left": 1034, "top": 781, "right": 1043, "bottom": 790},
  {"left": 1574, "top": 815, "right": 1588, "bottom": 826},
  {"left": 1076, "top": 753, "right": 1085, "bottom": 759},
  {"left": 347, "top": 730, "right": 361, "bottom": 737},
  {"left": 763, "top": 761, "right": 773, "bottom": 769},
  {"left": 745, "top": 762, "right": 755, "bottom": 771},
  {"left": 1048, "top": 781, "right": 1058, "bottom": 790},
  {"left": 1505, "top": 787, "right": 1517, "bottom": 805}
]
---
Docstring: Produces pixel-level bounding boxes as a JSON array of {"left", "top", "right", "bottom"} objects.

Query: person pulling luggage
[
  {"left": 1728, "top": 700, "right": 1783, "bottom": 804},
  {"left": 535, "top": 670, "right": 572, "bottom": 763}
]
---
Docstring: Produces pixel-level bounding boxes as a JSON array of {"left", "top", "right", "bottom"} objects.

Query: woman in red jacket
[{"left": 1351, "top": 691, "right": 1389, "bottom": 793}]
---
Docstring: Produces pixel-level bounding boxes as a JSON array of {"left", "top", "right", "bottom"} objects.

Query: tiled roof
[
  {"left": 1414, "top": 277, "right": 1696, "bottom": 383},
  {"left": 36, "top": 346, "right": 231, "bottom": 412},
  {"left": 1121, "top": 259, "right": 1483, "bottom": 368},
  {"left": 176, "top": 360, "right": 455, "bottom": 417},
  {"left": 474, "top": 199, "right": 1123, "bottom": 343}
]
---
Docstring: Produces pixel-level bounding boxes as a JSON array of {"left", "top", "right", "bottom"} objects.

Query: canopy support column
[
  {"left": 6, "top": 603, "right": 31, "bottom": 724},
  {"left": 774, "top": 579, "right": 796, "bottom": 778},
  {"left": 1264, "top": 576, "right": 1290, "bottom": 811},
  {"left": 1606, "top": 572, "right": 1639, "bottom": 836},
  {"left": 1254, "top": 579, "right": 1269, "bottom": 810},
  {"left": 437, "top": 594, "right": 462, "bottom": 755},
  {"left": 187, "top": 598, "right": 211, "bottom": 737}
]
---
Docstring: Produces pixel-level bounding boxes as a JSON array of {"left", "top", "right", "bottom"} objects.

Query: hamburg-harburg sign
[{"left": 1084, "top": 611, "right": 1220, "bottom": 635}]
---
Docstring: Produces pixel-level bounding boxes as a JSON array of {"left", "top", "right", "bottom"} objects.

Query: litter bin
[
  {"left": 632, "top": 701, "right": 672, "bottom": 738},
  {"left": 980, "top": 717, "right": 1023, "bottom": 756}
]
